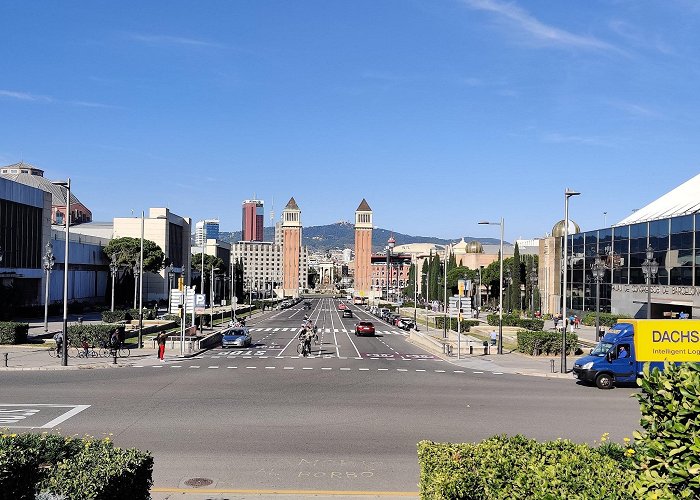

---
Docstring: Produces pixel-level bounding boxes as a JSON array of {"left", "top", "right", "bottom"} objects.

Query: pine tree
[
  {"left": 430, "top": 254, "right": 441, "bottom": 302},
  {"left": 404, "top": 263, "right": 415, "bottom": 301},
  {"left": 510, "top": 243, "right": 521, "bottom": 312},
  {"left": 421, "top": 259, "right": 429, "bottom": 301}
]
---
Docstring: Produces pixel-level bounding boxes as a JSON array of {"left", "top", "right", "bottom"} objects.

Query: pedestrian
[
  {"left": 574, "top": 315, "right": 580, "bottom": 329},
  {"left": 53, "top": 331, "right": 64, "bottom": 356},
  {"left": 490, "top": 330, "right": 497, "bottom": 346},
  {"left": 553, "top": 316, "right": 559, "bottom": 331},
  {"left": 157, "top": 332, "right": 167, "bottom": 361}
]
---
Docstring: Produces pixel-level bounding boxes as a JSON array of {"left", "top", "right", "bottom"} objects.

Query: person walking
[{"left": 157, "top": 332, "right": 167, "bottom": 361}]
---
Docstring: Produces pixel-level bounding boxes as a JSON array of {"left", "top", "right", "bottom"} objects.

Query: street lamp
[
  {"left": 386, "top": 236, "right": 395, "bottom": 304},
  {"left": 561, "top": 188, "right": 580, "bottom": 373},
  {"left": 109, "top": 254, "right": 119, "bottom": 312},
  {"left": 52, "top": 178, "right": 71, "bottom": 366},
  {"left": 478, "top": 218, "right": 504, "bottom": 354},
  {"left": 132, "top": 263, "right": 140, "bottom": 310},
  {"left": 42, "top": 242, "right": 55, "bottom": 332},
  {"left": 641, "top": 246, "right": 659, "bottom": 319},
  {"left": 167, "top": 263, "right": 175, "bottom": 316},
  {"left": 529, "top": 264, "right": 538, "bottom": 315},
  {"left": 504, "top": 267, "right": 512, "bottom": 313},
  {"left": 590, "top": 255, "right": 606, "bottom": 339}
]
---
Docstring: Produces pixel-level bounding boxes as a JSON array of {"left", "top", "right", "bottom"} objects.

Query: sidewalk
[{"left": 407, "top": 316, "right": 601, "bottom": 379}]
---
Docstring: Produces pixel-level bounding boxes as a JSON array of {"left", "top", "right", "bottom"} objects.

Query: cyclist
[
  {"left": 109, "top": 329, "right": 120, "bottom": 355},
  {"left": 298, "top": 327, "right": 312, "bottom": 357},
  {"left": 81, "top": 338, "right": 90, "bottom": 357}
]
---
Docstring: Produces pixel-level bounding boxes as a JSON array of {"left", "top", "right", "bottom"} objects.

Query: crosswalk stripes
[
  {"left": 248, "top": 326, "right": 407, "bottom": 336},
  {"left": 144, "top": 364, "right": 505, "bottom": 376}
]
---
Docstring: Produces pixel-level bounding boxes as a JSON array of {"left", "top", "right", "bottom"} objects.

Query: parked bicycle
[{"left": 69, "top": 346, "right": 101, "bottom": 358}]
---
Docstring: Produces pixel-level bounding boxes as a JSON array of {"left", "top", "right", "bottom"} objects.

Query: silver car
[{"left": 221, "top": 327, "right": 252, "bottom": 348}]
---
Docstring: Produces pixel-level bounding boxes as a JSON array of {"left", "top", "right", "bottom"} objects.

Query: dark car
[
  {"left": 355, "top": 321, "right": 375, "bottom": 336},
  {"left": 342, "top": 309, "right": 353, "bottom": 318}
]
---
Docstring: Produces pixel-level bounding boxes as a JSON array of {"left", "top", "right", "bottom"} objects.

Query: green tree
[
  {"left": 403, "top": 263, "right": 416, "bottom": 299},
  {"left": 446, "top": 266, "right": 476, "bottom": 294},
  {"left": 510, "top": 243, "right": 521, "bottom": 311},
  {"left": 420, "top": 259, "right": 429, "bottom": 301},
  {"left": 104, "top": 237, "right": 165, "bottom": 273},
  {"left": 429, "top": 254, "right": 441, "bottom": 302},
  {"left": 481, "top": 259, "right": 501, "bottom": 307}
]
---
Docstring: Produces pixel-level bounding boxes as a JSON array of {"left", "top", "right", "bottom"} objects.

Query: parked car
[
  {"left": 398, "top": 318, "right": 414, "bottom": 331},
  {"left": 221, "top": 327, "right": 252, "bottom": 348},
  {"left": 355, "top": 321, "right": 375, "bottom": 336},
  {"left": 342, "top": 309, "right": 353, "bottom": 318}
]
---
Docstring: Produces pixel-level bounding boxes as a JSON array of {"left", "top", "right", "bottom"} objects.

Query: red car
[{"left": 355, "top": 321, "right": 375, "bottom": 336}]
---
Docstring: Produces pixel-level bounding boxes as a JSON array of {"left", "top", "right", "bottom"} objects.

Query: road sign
[
  {"left": 170, "top": 288, "right": 195, "bottom": 314},
  {"left": 195, "top": 294, "right": 206, "bottom": 314}
]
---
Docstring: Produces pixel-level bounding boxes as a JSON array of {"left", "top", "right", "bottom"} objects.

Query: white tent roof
[{"left": 614, "top": 173, "right": 700, "bottom": 226}]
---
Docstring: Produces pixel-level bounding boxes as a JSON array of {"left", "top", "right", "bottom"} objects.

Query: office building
[
  {"left": 242, "top": 200, "right": 264, "bottom": 242},
  {"left": 195, "top": 219, "right": 219, "bottom": 247}
]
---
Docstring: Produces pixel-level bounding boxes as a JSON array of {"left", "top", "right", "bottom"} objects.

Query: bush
[
  {"left": 0, "top": 322, "right": 29, "bottom": 344},
  {"left": 581, "top": 312, "right": 631, "bottom": 327},
  {"left": 418, "top": 435, "right": 634, "bottom": 499},
  {"left": 516, "top": 330, "right": 578, "bottom": 355},
  {"left": 101, "top": 309, "right": 157, "bottom": 323},
  {"left": 486, "top": 314, "right": 544, "bottom": 331},
  {"left": 631, "top": 363, "right": 700, "bottom": 499},
  {"left": 66, "top": 324, "right": 121, "bottom": 347},
  {"left": 0, "top": 433, "right": 153, "bottom": 500},
  {"left": 434, "top": 317, "right": 480, "bottom": 332},
  {"left": 101, "top": 310, "right": 127, "bottom": 323}
]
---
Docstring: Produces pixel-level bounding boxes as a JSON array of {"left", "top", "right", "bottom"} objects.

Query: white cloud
[
  {"left": 126, "top": 33, "right": 224, "bottom": 48},
  {"left": 462, "top": 0, "right": 621, "bottom": 53},
  {"left": 0, "top": 89, "right": 52, "bottom": 102},
  {"left": 609, "top": 101, "right": 663, "bottom": 119}
]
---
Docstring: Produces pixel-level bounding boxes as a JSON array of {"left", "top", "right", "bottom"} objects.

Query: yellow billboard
[{"left": 632, "top": 319, "right": 700, "bottom": 362}]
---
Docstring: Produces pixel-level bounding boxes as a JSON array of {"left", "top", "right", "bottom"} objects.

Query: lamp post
[
  {"left": 562, "top": 188, "right": 581, "bottom": 373},
  {"left": 386, "top": 236, "right": 395, "bottom": 304},
  {"left": 479, "top": 218, "right": 504, "bottom": 354},
  {"left": 138, "top": 211, "right": 144, "bottom": 348},
  {"left": 641, "top": 246, "right": 659, "bottom": 319},
  {"left": 477, "top": 265, "right": 483, "bottom": 318},
  {"left": 210, "top": 266, "right": 216, "bottom": 329},
  {"left": 109, "top": 254, "right": 119, "bottom": 312},
  {"left": 591, "top": 255, "right": 606, "bottom": 339},
  {"left": 167, "top": 264, "right": 175, "bottom": 316},
  {"left": 43, "top": 242, "right": 55, "bottom": 332},
  {"left": 413, "top": 259, "right": 418, "bottom": 327},
  {"left": 504, "top": 267, "right": 512, "bottom": 313},
  {"left": 132, "top": 263, "right": 140, "bottom": 310},
  {"left": 529, "top": 264, "right": 538, "bottom": 315},
  {"left": 52, "top": 178, "right": 70, "bottom": 366}
]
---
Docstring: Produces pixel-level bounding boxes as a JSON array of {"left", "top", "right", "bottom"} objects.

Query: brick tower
[
  {"left": 354, "top": 199, "right": 373, "bottom": 299},
  {"left": 282, "top": 197, "right": 302, "bottom": 298}
]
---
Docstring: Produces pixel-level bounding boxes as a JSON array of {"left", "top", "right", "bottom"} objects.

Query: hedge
[
  {"left": 486, "top": 314, "right": 544, "bottom": 331},
  {"left": 581, "top": 312, "right": 632, "bottom": 327},
  {"left": 66, "top": 324, "right": 122, "bottom": 347},
  {"left": 418, "top": 435, "right": 635, "bottom": 499},
  {"left": 516, "top": 331, "right": 578, "bottom": 355},
  {"left": 0, "top": 433, "right": 153, "bottom": 500},
  {"left": 631, "top": 363, "right": 700, "bottom": 499},
  {"left": 0, "top": 322, "right": 29, "bottom": 344},
  {"left": 434, "top": 317, "right": 480, "bottom": 333},
  {"left": 100, "top": 309, "right": 157, "bottom": 323}
]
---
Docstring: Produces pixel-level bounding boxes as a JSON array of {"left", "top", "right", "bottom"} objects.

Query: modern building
[
  {"left": 370, "top": 253, "right": 411, "bottom": 301},
  {"left": 231, "top": 241, "right": 284, "bottom": 300},
  {"left": 354, "top": 199, "right": 373, "bottom": 298},
  {"left": 195, "top": 219, "right": 219, "bottom": 247},
  {"left": 113, "top": 208, "right": 191, "bottom": 302},
  {"left": 242, "top": 199, "right": 264, "bottom": 242},
  {"left": 1, "top": 162, "right": 92, "bottom": 225},
  {"left": 0, "top": 175, "right": 109, "bottom": 310},
  {"left": 540, "top": 173, "right": 700, "bottom": 319}
]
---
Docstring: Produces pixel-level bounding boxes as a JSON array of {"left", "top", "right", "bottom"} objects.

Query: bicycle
[
  {"left": 70, "top": 346, "right": 100, "bottom": 358},
  {"left": 48, "top": 346, "right": 61, "bottom": 358},
  {"left": 108, "top": 345, "right": 131, "bottom": 358},
  {"left": 297, "top": 339, "right": 311, "bottom": 357}
]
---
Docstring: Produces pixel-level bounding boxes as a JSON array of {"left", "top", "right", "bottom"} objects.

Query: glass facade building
[{"left": 564, "top": 213, "right": 698, "bottom": 317}]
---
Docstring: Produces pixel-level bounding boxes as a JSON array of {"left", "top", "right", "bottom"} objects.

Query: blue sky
[{"left": 1, "top": 0, "right": 698, "bottom": 242}]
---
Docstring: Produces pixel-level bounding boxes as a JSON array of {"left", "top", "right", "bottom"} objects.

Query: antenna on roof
[{"left": 269, "top": 196, "right": 275, "bottom": 222}]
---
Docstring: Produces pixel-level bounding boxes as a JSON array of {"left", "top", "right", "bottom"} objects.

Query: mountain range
[{"left": 215, "top": 222, "right": 503, "bottom": 252}]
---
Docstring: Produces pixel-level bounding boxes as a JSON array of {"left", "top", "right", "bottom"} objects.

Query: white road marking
[
  {"left": 340, "top": 368, "right": 351, "bottom": 371},
  {"left": 493, "top": 372, "right": 504, "bottom": 375},
  {"left": 435, "top": 370, "right": 445, "bottom": 373},
  {"left": 246, "top": 366, "right": 257, "bottom": 369},
  {"left": 397, "top": 369, "right": 408, "bottom": 372},
  {"left": 454, "top": 370, "right": 465, "bottom": 373},
  {"left": 273, "top": 328, "right": 280, "bottom": 332},
  {"left": 303, "top": 367, "right": 313, "bottom": 370},
  {"left": 416, "top": 369, "right": 426, "bottom": 372},
  {"left": 171, "top": 365, "right": 182, "bottom": 368},
  {"left": 473, "top": 371, "right": 484, "bottom": 374},
  {"left": 208, "top": 366, "right": 219, "bottom": 369},
  {"left": 265, "top": 366, "right": 275, "bottom": 369},
  {"left": 359, "top": 368, "right": 369, "bottom": 371},
  {"left": 227, "top": 366, "right": 237, "bottom": 369},
  {"left": 189, "top": 366, "right": 200, "bottom": 368},
  {"left": 283, "top": 367, "right": 294, "bottom": 370},
  {"left": 152, "top": 365, "right": 163, "bottom": 368},
  {"left": 321, "top": 367, "right": 332, "bottom": 370},
  {"left": 377, "top": 368, "right": 388, "bottom": 371}
]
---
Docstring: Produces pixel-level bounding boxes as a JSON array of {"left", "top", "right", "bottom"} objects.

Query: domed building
[{"left": 551, "top": 219, "right": 580, "bottom": 238}]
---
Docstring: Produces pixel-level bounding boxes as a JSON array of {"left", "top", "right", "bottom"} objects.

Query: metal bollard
[
  {"left": 4, "top": 353, "right": 8, "bottom": 367},
  {"left": 469, "top": 345, "right": 473, "bottom": 355},
  {"left": 113, "top": 351, "right": 117, "bottom": 364},
  {"left": 483, "top": 345, "right": 488, "bottom": 355},
  {"left": 551, "top": 359, "right": 555, "bottom": 373}
]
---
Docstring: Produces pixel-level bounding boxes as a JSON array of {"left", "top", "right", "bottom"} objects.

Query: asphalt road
[{"left": 2, "top": 297, "right": 641, "bottom": 497}]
